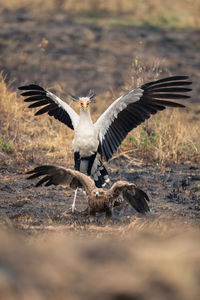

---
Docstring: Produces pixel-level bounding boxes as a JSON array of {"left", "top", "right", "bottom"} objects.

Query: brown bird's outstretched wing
[
  {"left": 108, "top": 181, "right": 150, "bottom": 214},
  {"left": 26, "top": 165, "right": 95, "bottom": 197},
  {"left": 122, "top": 187, "right": 150, "bottom": 214}
]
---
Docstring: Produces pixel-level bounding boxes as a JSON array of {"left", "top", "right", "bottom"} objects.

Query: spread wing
[
  {"left": 94, "top": 76, "right": 192, "bottom": 161},
  {"left": 26, "top": 165, "right": 95, "bottom": 197},
  {"left": 108, "top": 181, "right": 150, "bottom": 214},
  {"left": 18, "top": 84, "right": 79, "bottom": 130},
  {"left": 122, "top": 186, "right": 150, "bottom": 214}
]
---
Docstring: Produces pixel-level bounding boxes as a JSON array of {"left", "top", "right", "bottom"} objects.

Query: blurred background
[
  {"left": 0, "top": 1, "right": 200, "bottom": 299},
  {"left": 1, "top": 0, "right": 200, "bottom": 95}
]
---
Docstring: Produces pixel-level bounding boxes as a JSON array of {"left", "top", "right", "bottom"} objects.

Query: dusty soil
[{"left": 0, "top": 153, "right": 199, "bottom": 229}]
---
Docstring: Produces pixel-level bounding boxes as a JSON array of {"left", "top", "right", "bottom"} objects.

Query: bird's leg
[
  {"left": 105, "top": 207, "right": 113, "bottom": 221},
  {"left": 115, "top": 194, "right": 127, "bottom": 216},
  {"left": 89, "top": 209, "right": 96, "bottom": 222},
  {"left": 71, "top": 188, "right": 78, "bottom": 213},
  {"left": 119, "top": 200, "right": 128, "bottom": 216}
]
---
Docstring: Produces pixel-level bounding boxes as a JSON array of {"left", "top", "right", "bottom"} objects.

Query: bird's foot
[
  {"left": 81, "top": 207, "right": 90, "bottom": 216},
  {"left": 119, "top": 202, "right": 128, "bottom": 216},
  {"left": 71, "top": 204, "right": 77, "bottom": 213}
]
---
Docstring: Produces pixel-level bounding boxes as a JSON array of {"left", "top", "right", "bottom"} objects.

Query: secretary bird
[
  {"left": 19, "top": 75, "right": 192, "bottom": 211},
  {"left": 26, "top": 165, "right": 150, "bottom": 219}
]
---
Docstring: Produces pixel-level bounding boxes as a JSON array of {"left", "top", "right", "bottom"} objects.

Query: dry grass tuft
[
  {"left": 122, "top": 110, "right": 200, "bottom": 164},
  {"left": 0, "top": 72, "right": 199, "bottom": 167}
]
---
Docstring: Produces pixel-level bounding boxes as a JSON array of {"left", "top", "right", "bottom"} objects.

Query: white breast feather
[{"left": 73, "top": 110, "right": 99, "bottom": 156}]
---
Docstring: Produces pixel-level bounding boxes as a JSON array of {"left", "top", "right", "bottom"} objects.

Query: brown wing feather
[
  {"left": 26, "top": 165, "right": 95, "bottom": 197},
  {"left": 122, "top": 187, "right": 150, "bottom": 214},
  {"left": 108, "top": 181, "right": 150, "bottom": 214},
  {"left": 108, "top": 181, "right": 131, "bottom": 200}
]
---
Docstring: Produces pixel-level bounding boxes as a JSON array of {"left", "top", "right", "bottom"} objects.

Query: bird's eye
[{"left": 80, "top": 101, "right": 89, "bottom": 107}]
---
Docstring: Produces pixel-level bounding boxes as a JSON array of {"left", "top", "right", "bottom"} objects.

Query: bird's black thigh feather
[
  {"left": 74, "top": 151, "right": 97, "bottom": 176},
  {"left": 74, "top": 152, "right": 81, "bottom": 171}
]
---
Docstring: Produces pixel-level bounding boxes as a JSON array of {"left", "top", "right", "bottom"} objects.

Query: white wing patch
[
  {"left": 18, "top": 84, "right": 80, "bottom": 131},
  {"left": 47, "top": 91, "right": 80, "bottom": 129},
  {"left": 95, "top": 88, "right": 143, "bottom": 143}
]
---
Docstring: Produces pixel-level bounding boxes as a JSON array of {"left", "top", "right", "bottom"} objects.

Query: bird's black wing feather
[
  {"left": 19, "top": 84, "right": 79, "bottom": 130},
  {"left": 97, "top": 76, "right": 192, "bottom": 161}
]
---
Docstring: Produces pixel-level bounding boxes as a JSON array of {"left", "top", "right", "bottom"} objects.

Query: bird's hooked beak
[{"left": 95, "top": 191, "right": 99, "bottom": 198}]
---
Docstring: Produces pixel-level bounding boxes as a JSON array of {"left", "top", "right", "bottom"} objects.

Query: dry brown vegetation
[
  {"left": 1, "top": 0, "right": 200, "bottom": 28},
  {"left": 0, "top": 75, "right": 74, "bottom": 167}
]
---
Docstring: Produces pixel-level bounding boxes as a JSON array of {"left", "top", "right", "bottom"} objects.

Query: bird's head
[
  {"left": 93, "top": 188, "right": 105, "bottom": 199},
  {"left": 70, "top": 89, "right": 96, "bottom": 111}
]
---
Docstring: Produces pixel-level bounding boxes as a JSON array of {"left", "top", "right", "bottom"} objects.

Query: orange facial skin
[{"left": 80, "top": 100, "right": 89, "bottom": 108}]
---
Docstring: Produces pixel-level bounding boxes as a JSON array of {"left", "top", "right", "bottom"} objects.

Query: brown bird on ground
[{"left": 26, "top": 165, "right": 150, "bottom": 219}]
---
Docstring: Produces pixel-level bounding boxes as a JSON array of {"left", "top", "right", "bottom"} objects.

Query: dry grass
[
  {"left": 1, "top": 0, "right": 200, "bottom": 28},
  {"left": 0, "top": 74, "right": 75, "bottom": 167},
  {"left": 122, "top": 110, "right": 200, "bottom": 164},
  {"left": 0, "top": 73, "right": 199, "bottom": 167}
]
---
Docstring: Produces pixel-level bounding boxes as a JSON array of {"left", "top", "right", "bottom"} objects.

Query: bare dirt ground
[
  {"left": 0, "top": 154, "right": 200, "bottom": 229},
  {"left": 0, "top": 7, "right": 200, "bottom": 300}
]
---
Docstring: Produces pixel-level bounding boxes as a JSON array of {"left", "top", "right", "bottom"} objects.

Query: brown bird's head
[
  {"left": 92, "top": 188, "right": 106, "bottom": 199},
  {"left": 89, "top": 188, "right": 109, "bottom": 212}
]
